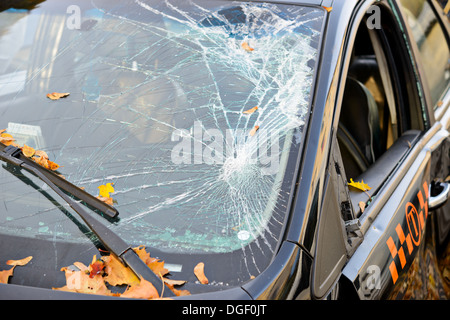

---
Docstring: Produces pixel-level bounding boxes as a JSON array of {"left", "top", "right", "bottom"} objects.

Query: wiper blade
[
  {"left": 0, "top": 143, "right": 118, "bottom": 218},
  {"left": 0, "top": 145, "right": 173, "bottom": 297}
]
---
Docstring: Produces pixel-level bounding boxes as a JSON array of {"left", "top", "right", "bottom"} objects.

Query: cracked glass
[{"left": 0, "top": 0, "right": 324, "bottom": 284}]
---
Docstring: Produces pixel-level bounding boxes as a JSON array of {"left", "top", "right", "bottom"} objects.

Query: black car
[{"left": 0, "top": 0, "right": 449, "bottom": 300}]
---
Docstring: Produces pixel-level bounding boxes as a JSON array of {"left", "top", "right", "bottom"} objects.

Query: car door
[{"left": 334, "top": 0, "right": 450, "bottom": 299}]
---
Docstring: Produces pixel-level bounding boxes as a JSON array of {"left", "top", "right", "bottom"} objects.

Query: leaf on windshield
[
  {"left": 194, "top": 262, "right": 209, "bottom": 284},
  {"left": 0, "top": 132, "right": 16, "bottom": 146},
  {"left": 98, "top": 183, "right": 115, "bottom": 198},
  {"left": 241, "top": 41, "right": 254, "bottom": 52},
  {"left": 97, "top": 183, "right": 115, "bottom": 205},
  {"left": 243, "top": 106, "right": 258, "bottom": 114},
  {"left": 249, "top": 125, "right": 259, "bottom": 137},
  {"left": 22, "top": 145, "right": 35, "bottom": 158},
  {"left": 46, "top": 92, "right": 70, "bottom": 100},
  {"left": 0, "top": 256, "right": 33, "bottom": 284},
  {"left": 323, "top": 6, "right": 333, "bottom": 12}
]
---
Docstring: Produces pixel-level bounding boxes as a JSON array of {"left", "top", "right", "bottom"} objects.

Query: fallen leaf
[
  {"left": 121, "top": 278, "right": 159, "bottom": 300},
  {"left": 0, "top": 133, "right": 15, "bottom": 146},
  {"left": 96, "top": 195, "right": 114, "bottom": 206},
  {"left": 241, "top": 41, "right": 254, "bottom": 52},
  {"left": 47, "top": 92, "right": 70, "bottom": 100},
  {"left": 34, "top": 150, "right": 49, "bottom": 159},
  {"left": 359, "top": 201, "right": 366, "bottom": 213},
  {"left": 249, "top": 125, "right": 259, "bottom": 137},
  {"left": 243, "top": 106, "right": 258, "bottom": 114},
  {"left": 89, "top": 256, "right": 105, "bottom": 278},
  {"left": 6, "top": 256, "right": 33, "bottom": 266},
  {"left": 34, "top": 155, "right": 48, "bottom": 168},
  {"left": 98, "top": 183, "right": 115, "bottom": 198},
  {"left": 1, "top": 256, "right": 33, "bottom": 283},
  {"left": 0, "top": 267, "right": 15, "bottom": 284},
  {"left": 163, "top": 278, "right": 187, "bottom": 287},
  {"left": 53, "top": 247, "right": 191, "bottom": 298},
  {"left": 22, "top": 145, "right": 35, "bottom": 158},
  {"left": 134, "top": 246, "right": 169, "bottom": 277},
  {"left": 102, "top": 254, "right": 140, "bottom": 287},
  {"left": 348, "top": 178, "right": 371, "bottom": 192},
  {"left": 164, "top": 279, "right": 190, "bottom": 297},
  {"left": 323, "top": 6, "right": 333, "bottom": 12},
  {"left": 47, "top": 159, "right": 60, "bottom": 171},
  {"left": 54, "top": 265, "right": 112, "bottom": 296},
  {"left": 194, "top": 262, "right": 209, "bottom": 284}
]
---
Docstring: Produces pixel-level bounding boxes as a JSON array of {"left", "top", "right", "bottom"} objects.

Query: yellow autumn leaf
[
  {"left": 348, "top": 178, "right": 371, "bottom": 192},
  {"left": 98, "top": 183, "right": 115, "bottom": 198},
  {"left": 22, "top": 145, "right": 35, "bottom": 158},
  {"left": 0, "top": 133, "right": 15, "bottom": 146}
]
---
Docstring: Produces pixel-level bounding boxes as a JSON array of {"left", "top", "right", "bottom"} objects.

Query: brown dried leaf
[
  {"left": 102, "top": 254, "right": 140, "bottom": 287},
  {"left": 34, "top": 150, "right": 49, "bottom": 159},
  {"left": 0, "top": 267, "right": 15, "bottom": 284},
  {"left": 134, "top": 246, "right": 169, "bottom": 277},
  {"left": 6, "top": 256, "right": 33, "bottom": 266},
  {"left": 0, "top": 133, "right": 15, "bottom": 146},
  {"left": 22, "top": 145, "right": 35, "bottom": 158},
  {"left": 47, "top": 92, "right": 70, "bottom": 100},
  {"left": 121, "top": 278, "right": 159, "bottom": 300},
  {"left": 53, "top": 266, "right": 112, "bottom": 296},
  {"left": 243, "top": 106, "right": 258, "bottom": 114},
  {"left": 249, "top": 125, "right": 259, "bottom": 137},
  {"left": 241, "top": 41, "right": 254, "bottom": 52},
  {"left": 194, "top": 262, "right": 209, "bottom": 284},
  {"left": 359, "top": 201, "right": 366, "bottom": 213},
  {"left": 96, "top": 195, "right": 114, "bottom": 206}
]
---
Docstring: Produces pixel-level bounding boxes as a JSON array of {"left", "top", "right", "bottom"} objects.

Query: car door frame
[{"left": 332, "top": 0, "right": 450, "bottom": 299}]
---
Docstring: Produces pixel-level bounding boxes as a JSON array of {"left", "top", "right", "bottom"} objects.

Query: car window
[
  {"left": 0, "top": 0, "right": 325, "bottom": 284},
  {"left": 337, "top": 4, "right": 425, "bottom": 217},
  {"left": 399, "top": 0, "right": 450, "bottom": 109}
]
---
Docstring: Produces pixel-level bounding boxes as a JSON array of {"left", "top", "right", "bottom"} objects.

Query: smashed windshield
[{"left": 0, "top": 0, "right": 324, "bottom": 279}]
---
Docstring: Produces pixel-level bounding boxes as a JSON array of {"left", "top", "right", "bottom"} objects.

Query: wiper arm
[
  {"left": 0, "top": 143, "right": 118, "bottom": 218},
  {"left": 0, "top": 145, "right": 173, "bottom": 298}
]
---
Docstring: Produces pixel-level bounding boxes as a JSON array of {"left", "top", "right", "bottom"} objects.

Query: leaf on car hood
[
  {"left": 53, "top": 246, "right": 190, "bottom": 299},
  {"left": 0, "top": 256, "right": 33, "bottom": 284},
  {"left": 194, "top": 262, "right": 209, "bottom": 284}
]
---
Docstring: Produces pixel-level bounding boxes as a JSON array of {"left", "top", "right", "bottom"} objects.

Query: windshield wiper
[
  {"left": 0, "top": 144, "right": 173, "bottom": 298},
  {"left": 0, "top": 143, "right": 118, "bottom": 218}
]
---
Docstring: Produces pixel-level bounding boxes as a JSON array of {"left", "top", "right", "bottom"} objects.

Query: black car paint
[{"left": 0, "top": 0, "right": 449, "bottom": 300}]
